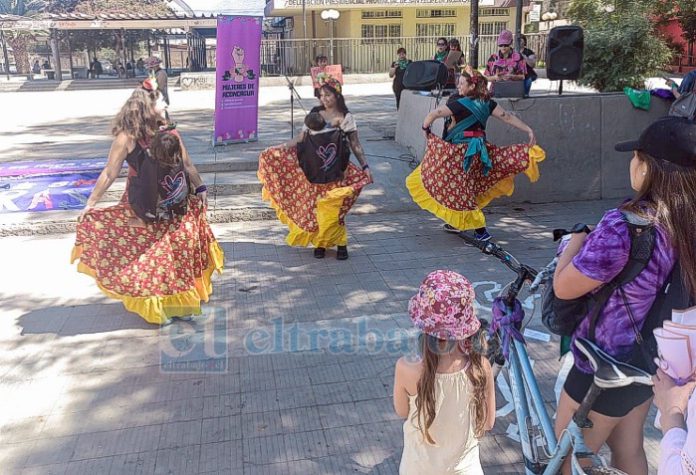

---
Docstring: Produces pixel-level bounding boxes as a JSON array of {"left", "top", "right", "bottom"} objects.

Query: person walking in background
[
  {"left": 90, "top": 58, "right": 103, "bottom": 79},
  {"left": 32, "top": 60, "right": 41, "bottom": 76},
  {"left": 146, "top": 56, "right": 169, "bottom": 105},
  {"left": 389, "top": 47, "right": 412, "bottom": 109},
  {"left": 394, "top": 270, "right": 495, "bottom": 475},
  {"left": 519, "top": 35, "right": 537, "bottom": 97},
  {"left": 136, "top": 57, "right": 145, "bottom": 75}
]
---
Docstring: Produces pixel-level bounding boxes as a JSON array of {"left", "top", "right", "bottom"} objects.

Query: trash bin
[{"left": 46, "top": 70, "right": 55, "bottom": 80}]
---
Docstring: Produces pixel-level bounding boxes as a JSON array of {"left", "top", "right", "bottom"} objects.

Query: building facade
[{"left": 264, "top": 0, "right": 522, "bottom": 41}]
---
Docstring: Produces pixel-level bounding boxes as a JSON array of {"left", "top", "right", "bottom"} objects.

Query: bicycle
[{"left": 457, "top": 231, "right": 654, "bottom": 475}]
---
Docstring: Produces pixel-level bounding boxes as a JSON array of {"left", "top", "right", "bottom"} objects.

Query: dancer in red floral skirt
[
  {"left": 406, "top": 68, "right": 545, "bottom": 241},
  {"left": 72, "top": 79, "right": 224, "bottom": 325},
  {"left": 258, "top": 81, "right": 372, "bottom": 260}
]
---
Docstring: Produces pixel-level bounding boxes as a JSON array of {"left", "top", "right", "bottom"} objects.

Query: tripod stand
[{"left": 284, "top": 75, "right": 307, "bottom": 138}]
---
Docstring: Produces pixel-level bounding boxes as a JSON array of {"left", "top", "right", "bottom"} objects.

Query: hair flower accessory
[
  {"left": 323, "top": 77, "right": 342, "bottom": 95},
  {"left": 141, "top": 76, "right": 158, "bottom": 92}
]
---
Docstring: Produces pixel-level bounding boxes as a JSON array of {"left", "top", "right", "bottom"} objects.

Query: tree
[
  {"left": 0, "top": 0, "right": 50, "bottom": 73},
  {"left": 568, "top": 0, "right": 672, "bottom": 91}
]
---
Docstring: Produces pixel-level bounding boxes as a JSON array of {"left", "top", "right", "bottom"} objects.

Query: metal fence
[{"left": 258, "top": 34, "right": 548, "bottom": 77}]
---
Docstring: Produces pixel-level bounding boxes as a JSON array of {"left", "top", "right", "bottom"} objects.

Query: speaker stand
[{"left": 558, "top": 80, "right": 564, "bottom": 96}]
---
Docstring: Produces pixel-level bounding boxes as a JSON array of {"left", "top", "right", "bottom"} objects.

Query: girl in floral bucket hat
[{"left": 394, "top": 270, "right": 495, "bottom": 475}]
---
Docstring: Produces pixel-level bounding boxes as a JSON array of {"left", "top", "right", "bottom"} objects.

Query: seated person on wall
[{"left": 484, "top": 30, "right": 526, "bottom": 94}]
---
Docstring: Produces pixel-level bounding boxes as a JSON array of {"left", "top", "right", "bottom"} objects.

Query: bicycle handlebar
[
  {"left": 458, "top": 233, "right": 538, "bottom": 287},
  {"left": 457, "top": 233, "right": 528, "bottom": 276}
]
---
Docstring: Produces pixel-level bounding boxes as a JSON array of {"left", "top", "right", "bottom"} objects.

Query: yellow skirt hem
[{"left": 71, "top": 241, "right": 224, "bottom": 325}]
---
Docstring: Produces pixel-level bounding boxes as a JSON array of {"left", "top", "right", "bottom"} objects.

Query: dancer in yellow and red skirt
[
  {"left": 72, "top": 78, "right": 224, "bottom": 325},
  {"left": 258, "top": 81, "right": 372, "bottom": 261},
  {"left": 406, "top": 68, "right": 545, "bottom": 241}
]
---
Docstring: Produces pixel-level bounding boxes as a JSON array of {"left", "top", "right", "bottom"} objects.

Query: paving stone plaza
[{"left": 0, "top": 81, "right": 664, "bottom": 474}]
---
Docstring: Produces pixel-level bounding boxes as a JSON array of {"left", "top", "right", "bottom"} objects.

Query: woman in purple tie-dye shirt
[{"left": 552, "top": 117, "right": 696, "bottom": 475}]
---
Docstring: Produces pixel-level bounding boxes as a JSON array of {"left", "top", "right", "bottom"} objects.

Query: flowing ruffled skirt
[
  {"left": 257, "top": 146, "right": 371, "bottom": 248},
  {"left": 71, "top": 196, "right": 224, "bottom": 325},
  {"left": 406, "top": 134, "right": 546, "bottom": 230}
]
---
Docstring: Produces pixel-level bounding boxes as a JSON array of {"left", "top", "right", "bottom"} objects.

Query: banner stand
[{"left": 213, "top": 16, "right": 262, "bottom": 146}]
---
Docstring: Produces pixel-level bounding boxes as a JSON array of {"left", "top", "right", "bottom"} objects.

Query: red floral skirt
[
  {"left": 258, "top": 146, "right": 371, "bottom": 248},
  {"left": 71, "top": 196, "right": 224, "bottom": 324},
  {"left": 406, "top": 134, "right": 546, "bottom": 230}
]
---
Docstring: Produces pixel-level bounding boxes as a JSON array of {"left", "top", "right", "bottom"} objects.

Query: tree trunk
[{"left": 7, "top": 35, "right": 30, "bottom": 75}]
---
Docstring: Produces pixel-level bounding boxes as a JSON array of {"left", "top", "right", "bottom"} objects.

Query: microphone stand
[{"left": 284, "top": 75, "right": 307, "bottom": 138}]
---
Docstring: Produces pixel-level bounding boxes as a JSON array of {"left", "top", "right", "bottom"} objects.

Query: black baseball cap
[{"left": 614, "top": 116, "right": 696, "bottom": 168}]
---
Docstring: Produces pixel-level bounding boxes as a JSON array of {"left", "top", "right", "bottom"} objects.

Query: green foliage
[{"left": 568, "top": 0, "right": 672, "bottom": 92}]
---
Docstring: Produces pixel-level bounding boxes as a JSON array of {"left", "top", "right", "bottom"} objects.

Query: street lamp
[{"left": 320, "top": 9, "right": 340, "bottom": 64}]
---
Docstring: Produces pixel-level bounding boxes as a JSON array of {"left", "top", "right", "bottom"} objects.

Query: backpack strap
[{"left": 587, "top": 212, "right": 655, "bottom": 341}]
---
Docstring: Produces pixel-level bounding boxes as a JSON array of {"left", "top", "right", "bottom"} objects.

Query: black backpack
[
  {"left": 297, "top": 129, "right": 351, "bottom": 184},
  {"left": 128, "top": 144, "right": 190, "bottom": 222},
  {"left": 542, "top": 212, "right": 655, "bottom": 337},
  {"left": 628, "top": 260, "right": 693, "bottom": 373}
]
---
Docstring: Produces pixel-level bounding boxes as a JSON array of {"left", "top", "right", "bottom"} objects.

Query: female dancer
[
  {"left": 407, "top": 69, "right": 544, "bottom": 241},
  {"left": 72, "top": 78, "right": 224, "bottom": 325},
  {"left": 258, "top": 80, "right": 372, "bottom": 260}
]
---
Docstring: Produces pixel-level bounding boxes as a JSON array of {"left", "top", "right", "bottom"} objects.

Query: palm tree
[{"left": 0, "top": 1, "right": 48, "bottom": 74}]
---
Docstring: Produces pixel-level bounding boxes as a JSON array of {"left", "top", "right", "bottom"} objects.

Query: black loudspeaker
[
  {"left": 402, "top": 60, "right": 448, "bottom": 91},
  {"left": 546, "top": 26, "right": 584, "bottom": 80}
]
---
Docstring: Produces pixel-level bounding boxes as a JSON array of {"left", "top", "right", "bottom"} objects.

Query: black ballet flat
[
  {"left": 336, "top": 245, "right": 349, "bottom": 260},
  {"left": 314, "top": 247, "right": 326, "bottom": 259}
]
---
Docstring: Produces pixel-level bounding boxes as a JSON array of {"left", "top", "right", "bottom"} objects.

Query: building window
[
  {"left": 361, "top": 10, "right": 402, "bottom": 19},
  {"left": 479, "top": 22, "right": 508, "bottom": 35},
  {"left": 415, "top": 23, "right": 456, "bottom": 41},
  {"left": 361, "top": 23, "right": 402, "bottom": 43},
  {"left": 416, "top": 9, "right": 456, "bottom": 18},
  {"left": 480, "top": 8, "right": 509, "bottom": 17}
]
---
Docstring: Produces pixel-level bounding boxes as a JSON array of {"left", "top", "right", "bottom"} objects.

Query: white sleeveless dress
[{"left": 400, "top": 368, "right": 484, "bottom": 475}]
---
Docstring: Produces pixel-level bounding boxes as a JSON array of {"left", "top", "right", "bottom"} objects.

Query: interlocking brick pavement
[{"left": 0, "top": 201, "right": 665, "bottom": 474}]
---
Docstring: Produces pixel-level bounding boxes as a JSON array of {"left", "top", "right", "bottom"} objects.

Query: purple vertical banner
[{"left": 214, "top": 16, "right": 262, "bottom": 145}]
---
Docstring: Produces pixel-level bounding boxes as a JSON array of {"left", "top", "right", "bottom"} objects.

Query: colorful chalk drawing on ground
[{"left": 0, "top": 158, "right": 122, "bottom": 213}]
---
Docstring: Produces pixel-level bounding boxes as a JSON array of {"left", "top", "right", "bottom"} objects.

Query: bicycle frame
[{"left": 458, "top": 233, "right": 610, "bottom": 475}]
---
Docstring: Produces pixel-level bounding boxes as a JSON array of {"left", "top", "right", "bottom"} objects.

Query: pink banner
[{"left": 214, "top": 16, "right": 262, "bottom": 145}]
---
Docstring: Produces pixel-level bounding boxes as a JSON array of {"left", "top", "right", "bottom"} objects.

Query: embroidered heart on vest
[
  {"left": 161, "top": 170, "right": 186, "bottom": 198},
  {"left": 317, "top": 143, "right": 338, "bottom": 171}
]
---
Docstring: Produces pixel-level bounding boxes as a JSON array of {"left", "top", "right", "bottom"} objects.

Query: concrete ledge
[
  {"left": 178, "top": 72, "right": 391, "bottom": 90},
  {"left": 396, "top": 91, "right": 671, "bottom": 203}
]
